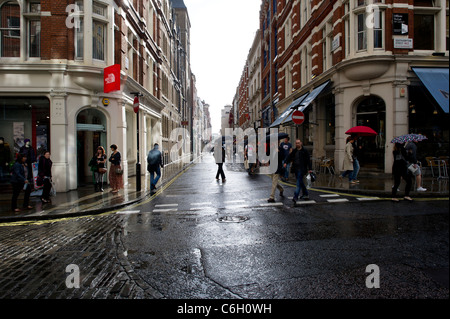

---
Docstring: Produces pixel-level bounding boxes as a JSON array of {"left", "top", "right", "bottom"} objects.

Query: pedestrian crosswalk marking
[
  {"left": 224, "top": 200, "right": 246, "bottom": 204},
  {"left": 259, "top": 202, "right": 284, "bottom": 207},
  {"left": 155, "top": 204, "right": 179, "bottom": 208},
  {"left": 357, "top": 197, "right": 380, "bottom": 201},
  {"left": 320, "top": 194, "right": 340, "bottom": 198},
  {"left": 153, "top": 208, "right": 178, "bottom": 213},
  {"left": 327, "top": 198, "right": 349, "bottom": 203},
  {"left": 294, "top": 200, "right": 316, "bottom": 205},
  {"left": 191, "top": 202, "right": 212, "bottom": 206},
  {"left": 117, "top": 210, "right": 141, "bottom": 215}
]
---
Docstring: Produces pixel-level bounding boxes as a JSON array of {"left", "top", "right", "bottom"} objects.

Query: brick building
[
  {"left": 0, "top": 0, "right": 197, "bottom": 192},
  {"left": 234, "top": 0, "right": 449, "bottom": 173}
]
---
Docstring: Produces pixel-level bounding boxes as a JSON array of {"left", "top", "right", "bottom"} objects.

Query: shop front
[{"left": 0, "top": 96, "right": 50, "bottom": 187}]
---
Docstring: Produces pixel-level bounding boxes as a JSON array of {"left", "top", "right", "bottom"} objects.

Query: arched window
[{"left": 0, "top": 1, "right": 20, "bottom": 57}]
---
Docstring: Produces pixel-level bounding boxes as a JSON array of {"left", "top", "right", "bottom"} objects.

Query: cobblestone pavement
[{"left": 0, "top": 214, "right": 161, "bottom": 299}]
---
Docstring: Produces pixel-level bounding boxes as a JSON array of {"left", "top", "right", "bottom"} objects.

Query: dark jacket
[
  {"left": 286, "top": 147, "right": 312, "bottom": 175},
  {"left": 147, "top": 146, "right": 164, "bottom": 172},
  {"left": 214, "top": 146, "right": 226, "bottom": 164},
  {"left": 10, "top": 161, "right": 26, "bottom": 184},
  {"left": 392, "top": 146, "right": 410, "bottom": 175},
  {"left": 38, "top": 156, "right": 52, "bottom": 178},
  {"left": 275, "top": 147, "right": 285, "bottom": 175},
  {"left": 109, "top": 151, "right": 121, "bottom": 166}
]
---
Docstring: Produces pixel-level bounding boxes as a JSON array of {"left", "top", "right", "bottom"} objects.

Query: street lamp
[{"left": 131, "top": 91, "right": 143, "bottom": 192}]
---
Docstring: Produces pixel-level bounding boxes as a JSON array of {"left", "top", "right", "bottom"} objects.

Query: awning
[
  {"left": 270, "top": 93, "right": 308, "bottom": 128},
  {"left": 270, "top": 80, "right": 331, "bottom": 127},
  {"left": 297, "top": 80, "right": 331, "bottom": 112},
  {"left": 412, "top": 67, "right": 449, "bottom": 113}
]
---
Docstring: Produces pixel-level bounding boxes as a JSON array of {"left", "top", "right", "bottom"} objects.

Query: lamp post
[{"left": 131, "top": 92, "right": 143, "bottom": 192}]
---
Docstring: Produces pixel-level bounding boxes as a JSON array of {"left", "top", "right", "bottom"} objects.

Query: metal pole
[
  {"left": 136, "top": 109, "right": 141, "bottom": 192},
  {"left": 131, "top": 92, "right": 143, "bottom": 192}
]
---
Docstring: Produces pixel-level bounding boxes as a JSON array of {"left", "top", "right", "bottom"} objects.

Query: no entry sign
[{"left": 292, "top": 110, "right": 305, "bottom": 125}]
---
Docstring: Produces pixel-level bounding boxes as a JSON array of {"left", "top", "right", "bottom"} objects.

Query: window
[
  {"left": 357, "top": 13, "right": 367, "bottom": 51},
  {"left": 373, "top": 10, "right": 383, "bottom": 49},
  {"left": 0, "top": 1, "right": 20, "bottom": 57},
  {"left": 414, "top": 14, "right": 435, "bottom": 50},
  {"left": 27, "top": 1, "right": 41, "bottom": 58},
  {"left": 93, "top": 21, "right": 105, "bottom": 60},
  {"left": 73, "top": 0, "right": 84, "bottom": 59},
  {"left": 92, "top": 1, "right": 107, "bottom": 61}
]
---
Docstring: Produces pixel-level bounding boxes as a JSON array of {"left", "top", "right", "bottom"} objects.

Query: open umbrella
[
  {"left": 345, "top": 126, "right": 378, "bottom": 136},
  {"left": 266, "top": 132, "right": 289, "bottom": 143},
  {"left": 391, "top": 134, "right": 428, "bottom": 144}
]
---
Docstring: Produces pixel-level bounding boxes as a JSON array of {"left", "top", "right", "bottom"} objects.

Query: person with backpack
[{"left": 147, "top": 143, "right": 164, "bottom": 191}]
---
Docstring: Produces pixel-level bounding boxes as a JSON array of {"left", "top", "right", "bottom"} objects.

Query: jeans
[
  {"left": 283, "top": 161, "right": 290, "bottom": 180},
  {"left": 149, "top": 166, "right": 161, "bottom": 189},
  {"left": 341, "top": 170, "right": 353, "bottom": 181},
  {"left": 350, "top": 158, "right": 360, "bottom": 181},
  {"left": 294, "top": 170, "right": 308, "bottom": 200},
  {"left": 216, "top": 163, "right": 225, "bottom": 180}
]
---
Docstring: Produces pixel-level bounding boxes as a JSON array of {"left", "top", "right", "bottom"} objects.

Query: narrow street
[{"left": 0, "top": 154, "right": 448, "bottom": 301}]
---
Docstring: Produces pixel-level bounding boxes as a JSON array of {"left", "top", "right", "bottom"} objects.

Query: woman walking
[
  {"left": 38, "top": 151, "right": 52, "bottom": 203},
  {"left": 108, "top": 144, "right": 123, "bottom": 194},
  {"left": 392, "top": 143, "right": 413, "bottom": 202},
  {"left": 11, "top": 154, "right": 32, "bottom": 212},
  {"left": 340, "top": 136, "right": 355, "bottom": 184},
  {"left": 91, "top": 146, "right": 107, "bottom": 192}
]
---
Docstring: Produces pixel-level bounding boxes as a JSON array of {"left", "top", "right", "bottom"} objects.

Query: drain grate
[{"left": 217, "top": 216, "right": 249, "bottom": 223}]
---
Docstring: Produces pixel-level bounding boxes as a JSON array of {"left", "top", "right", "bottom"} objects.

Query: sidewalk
[
  {"left": 0, "top": 155, "right": 448, "bottom": 223},
  {"left": 0, "top": 156, "right": 197, "bottom": 223}
]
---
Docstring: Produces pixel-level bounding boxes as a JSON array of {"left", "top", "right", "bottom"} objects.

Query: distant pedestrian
[
  {"left": 280, "top": 137, "right": 292, "bottom": 181},
  {"left": 340, "top": 136, "right": 355, "bottom": 184},
  {"left": 38, "top": 151, "right": 52, "bottom": 203},
  {"left": 11, "top": 154, "right": 32, "bottom": 212},
  {"left": 19, "top": 138, "right": 36, "bottom": 181},
  {"left": 349, "top": 134, "right": 362, "bottom": 183},
  {"left": 147, "top": 143, "right": 164, "bottom": 191},
  {"left": 284, "top": 139, "right": 312, "bottom": 203},
  {"left": 268, "top": 144, "right": 285, "bottom": 203},
  {"left": 405, "top": 141, "right": 426, "bottom": 192},
  {"left": 391, "top": 143, "right": 413, "bottom": 202},
  {"left": 109, "top": 144, "right": 124, "bottom": 194},
  {"left": 214, "top": 145, "right": 226, "bottom": 181}
]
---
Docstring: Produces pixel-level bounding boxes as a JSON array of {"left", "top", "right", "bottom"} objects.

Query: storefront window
[
  {"left": 324, "top": 95, "right": 335, "bottom": 145},
  {"left": 408, "top": 85, "right": 449, "bottom": 161},
  {"left": 0, "top": 97, "right": 50, "bottom": 159}
]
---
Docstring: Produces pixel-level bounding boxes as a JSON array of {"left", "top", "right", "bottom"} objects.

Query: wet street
[{"left": 0, "top": 154, "right": 448, "bottom": 300}]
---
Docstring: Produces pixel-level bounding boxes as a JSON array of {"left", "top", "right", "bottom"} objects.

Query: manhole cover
[{"left": 217, "top": 216, "right": 249, "bottom": 223}]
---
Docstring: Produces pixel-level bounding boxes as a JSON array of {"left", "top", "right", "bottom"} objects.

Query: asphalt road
[{"left": 0, "top": 155, "right": 448, "bottom": 302}]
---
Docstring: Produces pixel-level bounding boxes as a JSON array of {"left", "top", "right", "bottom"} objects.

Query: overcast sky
[{"left": 184, "top": 0, "right": 262, "bottom": 134}]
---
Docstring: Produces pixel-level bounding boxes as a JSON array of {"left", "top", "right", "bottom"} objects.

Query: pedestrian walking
[
  {"left": 268, "top": 144, "right": 285, "bottom": 203},
  {"left": 214, "top": 145, "right": 226, "bottom": 182},
  {"left": 38, "top": 151, "right": 52, "bottom": 203},
  {"left": 284, "top": 139, "right": 312, "bottom": 203},
  {"left": 349, "top": 134, "right": 362, "bottom": 183},
  {"left": 11, "top": 154, "right": 32, "bottom": 212},
  {"left": 405, "top": 140, "right": 426, "bottom": 192},
  {"left": 280, "top": 136, "right": 292, "bottom": 181},
  {"left": 19, "top": 138, "right": 36, "bottom": 181},
  {"left": 340, "top": 136, "right": 355, "bottom": 183},
  {"left": 391, "top": 143, "right": 413, "bottom": 202},
  {"left": 147, "top": 143, "right": 164, "bottom": 191},
  {"left": 89, "top": 146, "right": 107, "bottom": 192},
  {"left": 108, "top": 144, "right": 124, "bottom": 194}
]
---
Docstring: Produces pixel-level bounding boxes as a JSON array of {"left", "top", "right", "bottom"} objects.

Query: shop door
[
  {"left": 356, "top": 97, "right": 386, "bottom": 170},
  {"left": 76, "top": 109, "right": 107, "bottom": 187}
]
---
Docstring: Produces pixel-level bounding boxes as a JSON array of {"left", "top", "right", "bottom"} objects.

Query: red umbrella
[{"left": 345, "top": 126, "right": 378, "bottom": 136}]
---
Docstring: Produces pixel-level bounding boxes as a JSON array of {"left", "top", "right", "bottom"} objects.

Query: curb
[{"left": 0, "top": 158, "right": 199, "bottom": 224}]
